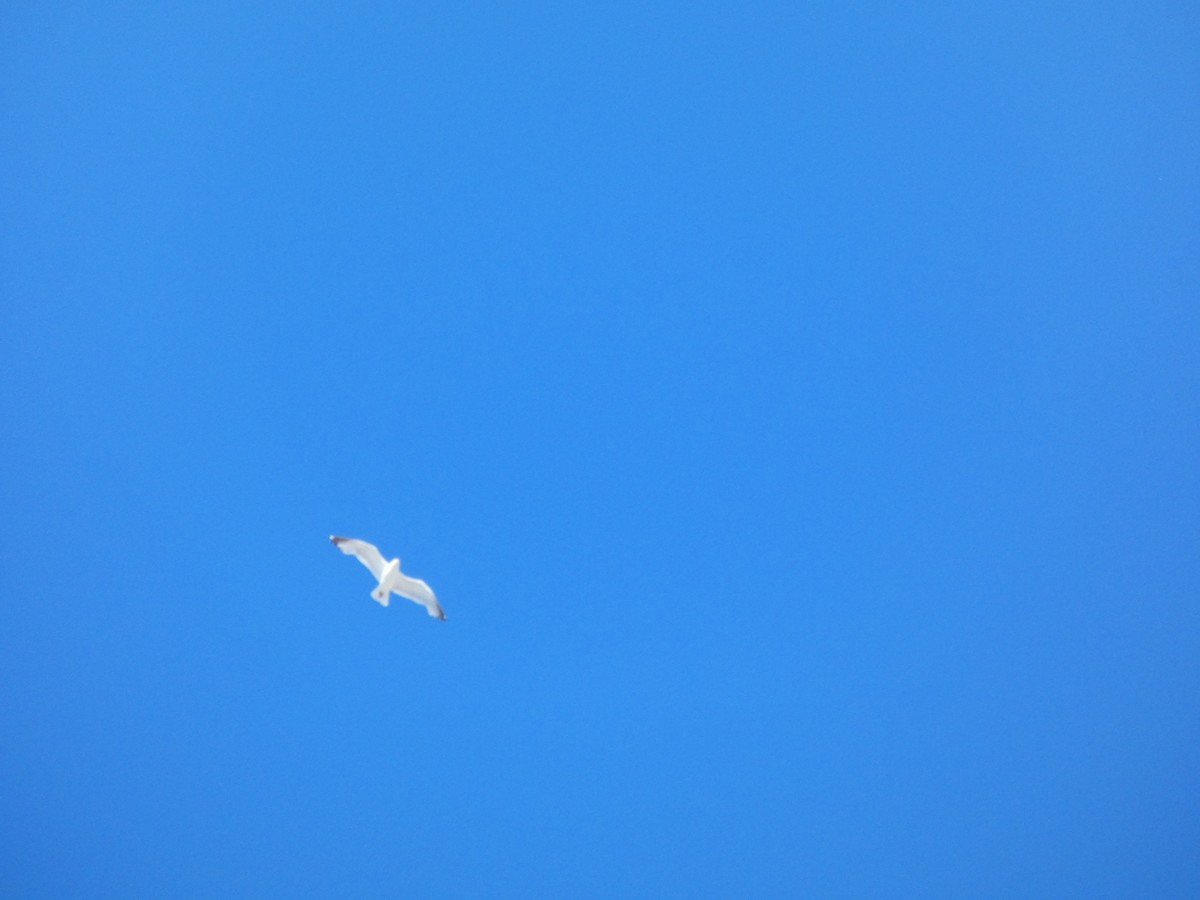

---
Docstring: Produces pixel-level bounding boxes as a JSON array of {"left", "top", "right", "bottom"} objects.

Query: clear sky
[{"left": 3, "top": 3, "right": 1198, "bottom": 897}]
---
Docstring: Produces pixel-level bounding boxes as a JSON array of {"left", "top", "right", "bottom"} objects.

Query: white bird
[{"left": 329, "top": 535, "right": 446, "bottom": 620}]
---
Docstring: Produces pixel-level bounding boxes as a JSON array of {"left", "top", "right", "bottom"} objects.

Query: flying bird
[{"left": 329, "top": 535, "right": 446, "bottom": 620}]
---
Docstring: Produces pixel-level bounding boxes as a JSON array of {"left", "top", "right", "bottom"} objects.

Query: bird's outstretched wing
[
  {"left": 392, "top": 572, "right": 447, "bottom": 621},
  {"left": 330, "top": 535, "right": 387, "bottom": 580}
]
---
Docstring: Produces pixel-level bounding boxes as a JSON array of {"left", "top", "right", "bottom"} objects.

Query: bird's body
[{"left": 330, "top": 535, "right": 446, "bottom": 620}]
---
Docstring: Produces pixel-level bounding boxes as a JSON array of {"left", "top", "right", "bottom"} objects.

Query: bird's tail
[{"left": 371, "top": 586, "right": 390, "bottom": 606}]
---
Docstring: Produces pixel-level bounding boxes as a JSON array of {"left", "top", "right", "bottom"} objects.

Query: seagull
[{"left": 329, "top": 535, "right": 446, "bottom": 620}]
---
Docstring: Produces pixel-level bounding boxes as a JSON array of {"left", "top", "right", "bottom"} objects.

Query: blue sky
[{"left": 2, "top": 3, "right": 1198, "bottom": 897}]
